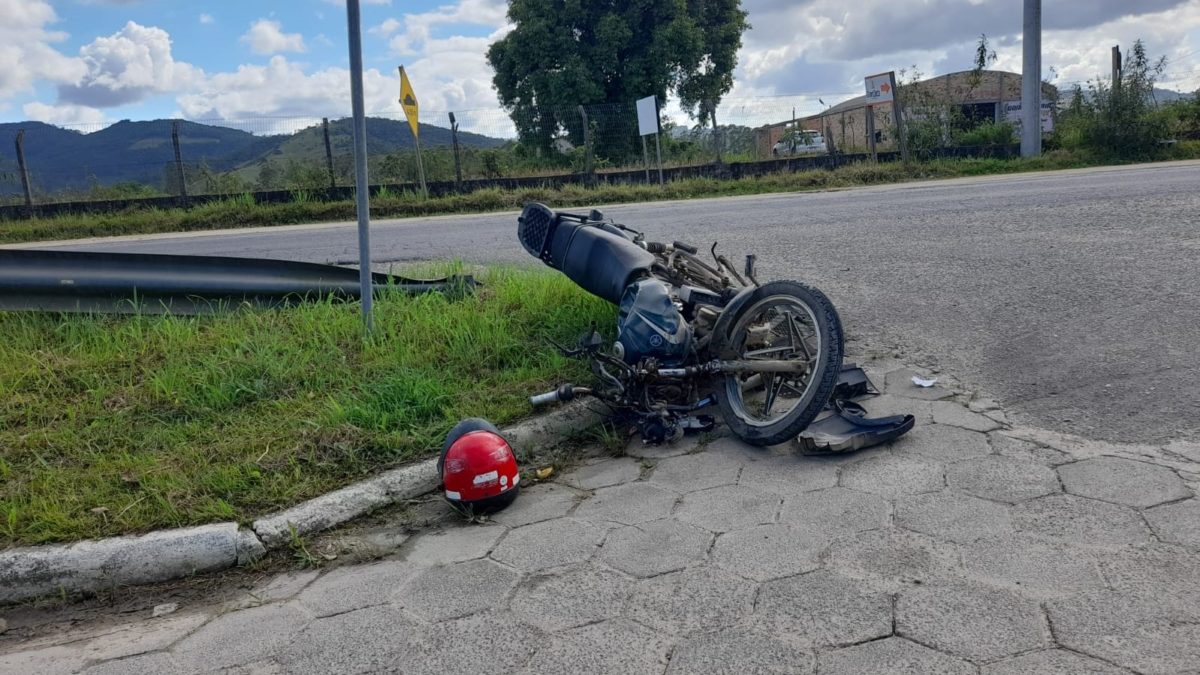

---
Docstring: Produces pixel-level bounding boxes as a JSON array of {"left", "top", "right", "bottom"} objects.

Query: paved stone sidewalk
[{"left": 3, "top": 369, "right": 1200, "bottom": 674}]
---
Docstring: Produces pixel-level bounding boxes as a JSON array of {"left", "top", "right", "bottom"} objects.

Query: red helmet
[{"left": 439, "top": 418, "right": 520, "bottom": 513}]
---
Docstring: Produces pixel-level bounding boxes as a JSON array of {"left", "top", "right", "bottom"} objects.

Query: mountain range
[{"left": 0, "top": 117, "right": 508, "bottom": 195}]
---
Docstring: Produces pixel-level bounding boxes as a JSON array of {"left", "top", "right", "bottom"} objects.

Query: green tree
[
  {"left": 1167, "top": 90, "right": 1200, "bottom": 140},
  {"left": 1057, "top": 40, "right": 1170, "bottom": 159},
  {"left": 255, "top": 160, "right": 282, "bottom": 190},
  {"left": 486, "top": 0, "right": 748, "bottom": 160}
]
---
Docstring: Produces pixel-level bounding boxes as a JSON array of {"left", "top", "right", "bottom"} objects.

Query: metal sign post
[
  {"left": 345, "top": 0, "right": 373, "bottom": 332},
  {"left": 654, "top": 132, "right": 664, "bottom": 185},
  {"left": 635, "top": 95, "right": 664, "bottom": 185},
  {"left": 642, "top": 136, "right": 651, "bottom": 183}
]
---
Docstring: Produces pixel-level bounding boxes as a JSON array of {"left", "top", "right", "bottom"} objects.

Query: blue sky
[{"left": 2, "top": 0, "right": 1198, "bottom": 133}]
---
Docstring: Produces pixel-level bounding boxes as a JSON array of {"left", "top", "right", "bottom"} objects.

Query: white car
[{"left": 773, "top": 131, "right": 827, "bottom": 156}]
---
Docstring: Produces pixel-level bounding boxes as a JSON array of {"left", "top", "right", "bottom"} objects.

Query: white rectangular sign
[
  {"left": 636, "top": 95, "right": 659, "bottom": 136},
  {"left": 864, "top": 72, "right": 895, "bottom": 104},
  {"left": 1003, "top": 101, "right": 1055, "bottom": 133}
]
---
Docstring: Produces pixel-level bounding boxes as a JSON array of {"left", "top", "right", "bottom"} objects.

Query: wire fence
[
  {"left": 0, "top": 97, "right": 842, "bottom": 208},
  {"left": 1, "top": 83, "right": 1193, "bottom": 212}
]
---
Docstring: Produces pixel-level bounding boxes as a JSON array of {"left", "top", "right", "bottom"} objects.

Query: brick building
[{"left": 756, "top": 70, "right": 1059, "bottom": 157}]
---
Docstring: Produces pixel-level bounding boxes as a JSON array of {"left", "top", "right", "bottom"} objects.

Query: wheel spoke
[
  {"left": 744, "top": 345, "right": 793, "bottom": 359},
  {"left": 787, "top": 313, "right": 814, "bottom": 361},
  {"left": 762, "top": 372, "right": 788, "bottom": 416}
]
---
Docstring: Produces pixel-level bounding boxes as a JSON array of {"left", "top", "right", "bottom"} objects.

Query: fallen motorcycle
[{"left": 520, "top": 202, "right": 844, "bottom": 446}]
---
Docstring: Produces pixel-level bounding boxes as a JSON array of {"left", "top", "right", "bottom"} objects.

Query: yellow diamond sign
[{"left": 399, "top": 65, "right": 419, "bottom": 139}]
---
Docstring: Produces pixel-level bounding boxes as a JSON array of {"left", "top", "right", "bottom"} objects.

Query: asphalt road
[{"left": 18, "top": 161, "right": 1200, "bottom": 445}]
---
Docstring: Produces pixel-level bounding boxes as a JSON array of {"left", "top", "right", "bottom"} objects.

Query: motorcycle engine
[{"left": 616, "top": 279, "right": 692, "bottom": 366}]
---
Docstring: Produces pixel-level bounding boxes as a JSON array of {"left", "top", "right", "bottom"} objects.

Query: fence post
[
  {"left": 825, "top": 124, "right": 837, "bottom": 168},
  {"left": 323, "top": 117, "right": 336, "bottom": 189},
  {"left": 578, "top": 105, "right": 595, "bottom": 185},
  {"left": 891, "top": 74, "right": 911, "bottom": 164},
  {"left": 866, "top": 106, "right": 878, "bottom": 161},
  {"left": 14, "top": 130, "right": 33, "bottom": 213},
  {"left": 448, "top": 112, "right": 463, "bottom": 192},
  {"left": 171, "top": 120, "right": 188, "bottom": 198}
]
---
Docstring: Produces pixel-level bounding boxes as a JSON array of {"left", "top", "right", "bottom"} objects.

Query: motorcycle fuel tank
[{"left": 616, "top": 279, "right": 692, "bottom": 366}]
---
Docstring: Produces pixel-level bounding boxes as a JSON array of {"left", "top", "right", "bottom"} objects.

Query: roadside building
[{"left": 756, "top": 70, "right": 1059, "bottom": 157}]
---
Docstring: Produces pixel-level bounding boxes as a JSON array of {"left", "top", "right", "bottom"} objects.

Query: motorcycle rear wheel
[{"left": 714, "top": 280, "right": 844, "bottom": 446}]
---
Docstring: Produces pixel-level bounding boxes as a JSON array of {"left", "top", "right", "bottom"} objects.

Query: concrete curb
[{"left": 0, "top": 401, "right": 604, "bottom": 606}]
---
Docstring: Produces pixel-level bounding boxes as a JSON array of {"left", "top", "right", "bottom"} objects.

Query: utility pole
[
  {"left": 1112, "top": 45, "right": 1123, "bottom": 91},
  {"left": 1021, "top": 0, "right": 1042, "bottom": 157},
  {"left": 345, "top": 0, "right": 373, "bottom": 332}
]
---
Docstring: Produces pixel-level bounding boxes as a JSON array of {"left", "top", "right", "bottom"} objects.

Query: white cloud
[
  {"left": 240, "top": 19, "right": 307, "bottom": 55},
  {"left": 0, "top": 0, "right": 87, "bottom": 98},
  {"left": 7, "top": 0, "right": 1198, "bottom": 132},
  {"left": 175, "top": 55, "right": 396, "bottom": 121},
  {"left": 199, "top": 14, "right": 214, "bottom": 25},
  {"left": 733, "top": 0, "right": 1200, "bottom": 104},
  {"left": 57, "top": 21, "right": 203, "bottom": 108},
  {"left": 385, "top": 0, "right": 508, "bottom": 56},
  {"left": 370, "top": 18, "right": 402, "bottom": 37},
  {"left": 22, "top": 101, "right": 106, "bottom": 126}
]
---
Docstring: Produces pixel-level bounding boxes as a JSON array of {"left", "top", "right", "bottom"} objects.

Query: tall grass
[{"left": 0, "top": 267, "right": 615, "bottom": 546}]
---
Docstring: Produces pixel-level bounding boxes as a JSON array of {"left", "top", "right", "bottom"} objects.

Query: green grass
[
  {"left": 5, "top": 145, "right": 1199, "bottom": 245},
  {"left": 0, "top": 267, "right": 615, "bottom": 546}
]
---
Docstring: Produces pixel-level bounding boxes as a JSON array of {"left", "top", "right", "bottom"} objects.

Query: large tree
[{"left": 486, "top": 0, "right": 748, "bottom": 159}]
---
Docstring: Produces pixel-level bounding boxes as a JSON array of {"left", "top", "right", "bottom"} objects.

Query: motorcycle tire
[{"left": 713, "top": 280, "right": 844, "bottom": 446}]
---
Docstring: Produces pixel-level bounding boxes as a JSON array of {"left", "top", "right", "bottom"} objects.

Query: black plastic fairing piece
[
  {"left": 833, "top": 363, "right": 879, "bottom": 399},
  {"left": 797, "top": 400, "right": 915, "bottom": 454}
]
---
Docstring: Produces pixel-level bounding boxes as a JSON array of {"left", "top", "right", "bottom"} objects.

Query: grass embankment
[
  {"left": 0, "top": 267, "right": 615, "bottom": 546},
  {"left": 5, "top": 146, "right": 1199, "bottom": 245}
]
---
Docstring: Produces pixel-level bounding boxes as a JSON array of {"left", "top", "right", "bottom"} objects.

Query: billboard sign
[
  {"left": 864, "top": 72, "right": 896, "bottom": 104},
  {"left": 1003, "top": 101, "right": 1055, "bottom": 133}
]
